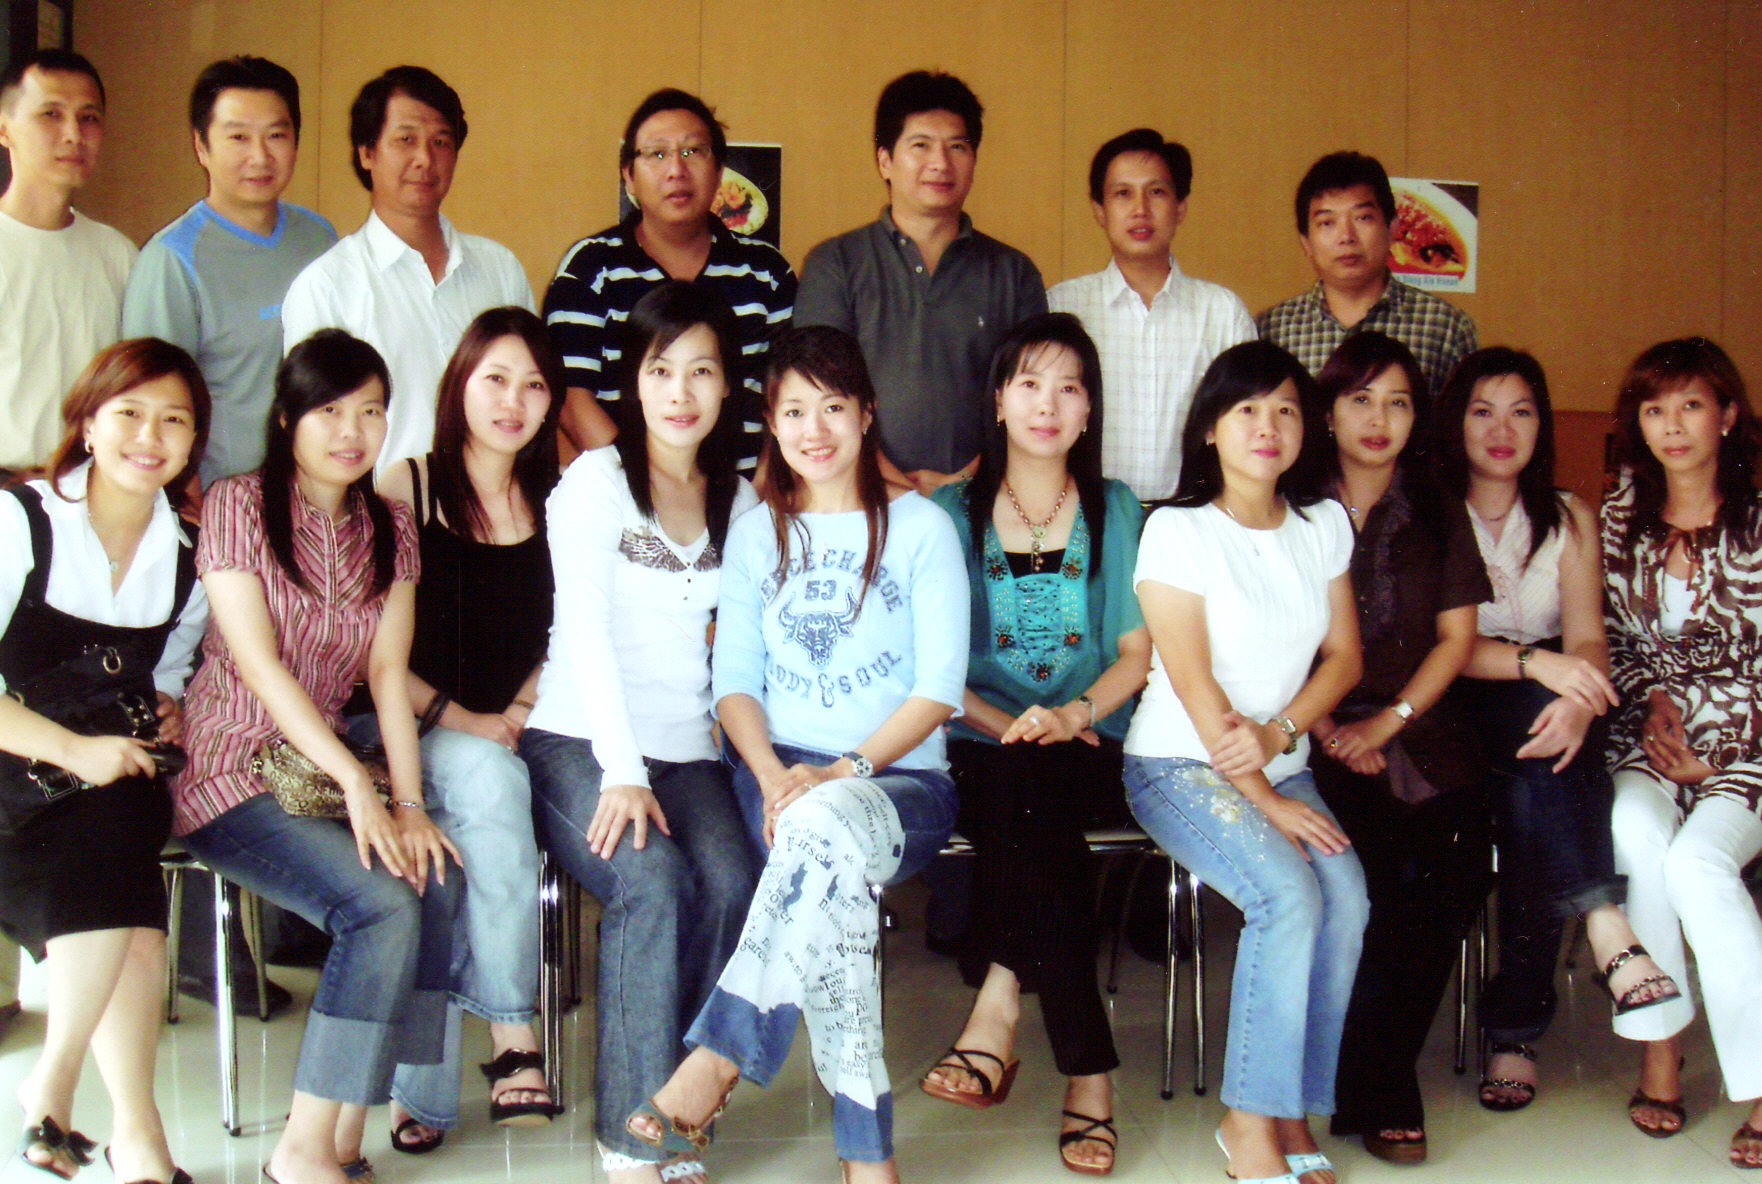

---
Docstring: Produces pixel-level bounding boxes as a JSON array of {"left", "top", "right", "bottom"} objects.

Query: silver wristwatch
[{"left": 843, "top": 751, "right": 874, "bottom": 779}]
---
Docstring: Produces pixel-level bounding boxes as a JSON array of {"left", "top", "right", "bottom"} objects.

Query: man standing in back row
[
  {"left": 0, "top": 49, "right": 135, "bottom": 474},
  {"left": 282, "top": 65, "right": 532, "bottom": 473},
  {"left": 795, "top": 70, "right": 1045, "bottom": 492},
  {"left": 1049, "top": 128, "right": 1256, "bottom": 502},
  {"left": 124, "top": 56, "right": 336, "bottom": 490},
  {"left": 1258, "top": 150, "right": 1476, "bottom": 393}
]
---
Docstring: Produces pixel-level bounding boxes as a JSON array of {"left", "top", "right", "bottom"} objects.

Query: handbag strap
[{"left": 8, "top": 486, "right": 52, "bottom": 610}]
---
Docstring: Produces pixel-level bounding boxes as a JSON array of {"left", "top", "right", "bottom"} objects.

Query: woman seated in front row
[
  {"left": 1602, "top": 337, "right": 1762, "bottom": 1165},
  {"left": 519, "top": 282, "right": 759, "bottom": 1184},
  {"left": 173, "top": 331, "right": 459, "bottom": 1184},
  {"left": 625, "top": 325, "right": 968, "bottom": 1184},
  {"left": 919, "top": 313, "right": 1148, "bottom": 1176},
  {"left": 1, "top": 340, "right": 209, "bottom": 1184},
  {"left": 1125, "top": 340, "right": 1367, "bottom": 1184}
]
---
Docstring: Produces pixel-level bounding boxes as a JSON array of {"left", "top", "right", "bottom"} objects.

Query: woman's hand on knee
[
  {"left": 1259, "top": 794, "right": 1351, "bottom": 860},
  {"left": 760, "top": 763, "right": 834, "bottom": 847},
  {"left": 347, "top": 789, "right": 409, "bottom": 880},
  {"left": 586, "top": 783, "right": 670, "bottom": 858},
  {"left": 1516, "top": 697, "right": 1593, "bottom": 771},
  {"left": 393, "top": 806, "right": 463, "bottom": 890}
]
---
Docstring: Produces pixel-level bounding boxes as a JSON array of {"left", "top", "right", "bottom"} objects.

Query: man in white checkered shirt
[{"left": 1048, "top": 129, "right": 1256, "bottom": 502}]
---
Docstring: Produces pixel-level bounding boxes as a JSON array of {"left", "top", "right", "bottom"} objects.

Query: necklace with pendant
[{"left": 1005, "top": 480, "right": 1070, "bottom": 572}]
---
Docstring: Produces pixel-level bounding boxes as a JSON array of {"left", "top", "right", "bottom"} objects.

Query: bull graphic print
[{"left": 779, "top": 588, "right": 860, "bottom": 669}]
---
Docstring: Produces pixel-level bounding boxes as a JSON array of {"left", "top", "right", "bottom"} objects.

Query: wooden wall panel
[
  {"left": 1725, "top": 0, "right": 1762, "bottom": 387},
  {"left": 1409, "top": 0, "right": 1728, "bottom": 411},
  {"left": 1060, "top": 0, "right": 1409, "bottom": 315},
  {"left": 79, "top": 0, "right": 324, "bottom": 243},
  {"left": 701, "top": 0, "right": 1066, "bottom": 278}
]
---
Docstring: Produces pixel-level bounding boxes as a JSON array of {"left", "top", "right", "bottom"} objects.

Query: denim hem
[
  {"left": 1481, "top": 1020, "right": 1550, "bottom": 1046},
  {"left": 1558, "top": 878, "right": 1626, "bottom": 920},
  {"left": 389, "top": 1088, "right": 458, "bottom": 1132},
  {"left": 449, "top": 992, "right": 537, "bottom": 1026},
  {"left": 1217, "top": 1090, "right": 1309, "bottom": 1122},
  {"left": 293, "top": 1010, "right": 399, "bottom": 1105}
]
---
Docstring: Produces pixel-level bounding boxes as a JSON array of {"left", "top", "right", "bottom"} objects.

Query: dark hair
[
  {"left": 1088, "top": 128, "right": 1192, "bottom": 203},
  {"left": 1435, "top": 347, "right": 1566, "bottom": 564},
  {"left": 1314, "top": 332, "right": 1432, "bottom": 479},
  {"left": 1170, "top": 340, "right": 1328, "bottom": 511},
  {"left": 263, "top": 330, "right": 396, "bottom": 596},
  {"left": 0, "top": 49, "right": 105, "bottom": 112},
  {"left": 348, "top": 66, "right": 467, "bottom": 190},
  {"left": 189, "top": 56, "right": 300, "bottom": 144},
  {"left": 758, "top": 326, "right": 890, "bottom": 604},
  {"left": 432, "top": 307, "right": 563, "bottom": 542},
  {"left": 1612, "top": 336, "right": 1761, "bottom": 549},
  {"left": 612, "top": 282, "right": 744, "bottom": 554},
  {"left": 45, "top": 338, "right": 211, "bottom": 510},
  {"left": 873, "top": 70, "right": 983, "bottom": 153},
  {"left": 618, "top": 88, "right": 728, "bottom": 172},
  {"left": 1294, "top": 150, "right": 1396, "bottom": 237},
  {"left": 965, "top": 313, "right": 1109, "bottom": 572}
]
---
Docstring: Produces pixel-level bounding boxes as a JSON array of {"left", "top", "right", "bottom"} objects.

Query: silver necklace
[{"left": 1005, "top": 480, "right": 1070, "bottom": 572}]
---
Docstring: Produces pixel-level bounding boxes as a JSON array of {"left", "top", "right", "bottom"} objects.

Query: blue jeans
[
  {"left": 182, "top": 791, "right": 458, "bottom": 1105},
  {"left": 520, "top": 728, "right": 757, "bottom": 1159},
  {"left": 688, "top": 744, "right": 958, "bottom": 1162},
  {"left": 346, "top": 718, "right": 542, "bottom": 1128},
  {"left": 1124, "top": 757, "right": 1368, "bottom": 1118}
]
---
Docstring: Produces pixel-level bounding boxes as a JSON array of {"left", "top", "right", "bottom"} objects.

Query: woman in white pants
[{"left": 1601, "top": 336, "right": 1762, "bottom": 1166}]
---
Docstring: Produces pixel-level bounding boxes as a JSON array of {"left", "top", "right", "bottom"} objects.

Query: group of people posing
[{"left": 0, "top": 42, "right": 1757, "bottom": 1184}]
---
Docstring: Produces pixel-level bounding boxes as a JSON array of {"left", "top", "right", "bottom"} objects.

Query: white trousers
[{"left": 1610, "top": 767, "right": 1762, "bottom": 1100}]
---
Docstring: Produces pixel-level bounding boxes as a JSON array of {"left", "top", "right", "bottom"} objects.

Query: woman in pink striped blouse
[{"left": 171, "top": 330, "right": 460, "bottom": 1184}]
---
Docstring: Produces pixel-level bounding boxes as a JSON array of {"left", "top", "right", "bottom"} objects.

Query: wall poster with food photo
[
  {"left": 620, "top": 142, "right": 783, "bottom": 250},
  {"left": 1389, "top": 178, "right": 1478, "bottom": 293}
]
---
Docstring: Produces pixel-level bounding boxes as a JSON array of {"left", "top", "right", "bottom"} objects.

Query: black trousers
[
  {"left": 1316, "top": 761, "right": 1491, "bottom": 1133},
  {"left": 948, "top": 736, "right": 1132, "bottom": 1077}
]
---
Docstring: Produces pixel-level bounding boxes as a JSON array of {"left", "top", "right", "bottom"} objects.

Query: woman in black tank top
[
  {"left": 0, "top": 340, "right": 210, "bottom": 1184},
  {"left": 371, "top": 307, "right": 562, "bottom": 1150}
]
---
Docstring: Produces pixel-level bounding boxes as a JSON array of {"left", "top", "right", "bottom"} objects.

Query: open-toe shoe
[{"left": 919, "top": 1048, "right": 1020, "bottom": 1110}]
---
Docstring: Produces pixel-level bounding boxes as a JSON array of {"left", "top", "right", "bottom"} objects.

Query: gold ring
[{"left": 1328, "top": 738, "right": 1339, "bottom": 749}]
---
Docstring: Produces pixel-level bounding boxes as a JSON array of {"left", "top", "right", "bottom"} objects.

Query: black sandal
[
  {"left": 103, "top": 1146, "right": 194, "bottom": 1184},
  {"left": 389, "top": 1115, "right": 445, "bottom": 1154},
  {"left": 1594, "top": 945, "right": 1681, "bottom": 1015},
  {"left": 1478, "top": 1041, "right": 1537, "bottom": 1112},
  {"left": 1059, "top": 1110, "right": 1116, "bottom": 1176},
  {"left": 17, "top": 1118, "right": 95, "bottom": 1180},
  {"left": 478, "top": 1048, "right": 556, "bottom": 1127}
]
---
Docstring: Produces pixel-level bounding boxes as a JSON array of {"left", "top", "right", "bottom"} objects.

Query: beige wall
[{"left": 74, "top": 0, "right": 1761, "bottom": 414}]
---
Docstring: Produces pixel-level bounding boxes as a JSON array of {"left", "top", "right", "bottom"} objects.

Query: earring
[
  {"left": 1723, "top": 427, "right": 1731, "bottom": 437},
  {"left": 84, "top": 440, "right": 93, "bottom": 455}
]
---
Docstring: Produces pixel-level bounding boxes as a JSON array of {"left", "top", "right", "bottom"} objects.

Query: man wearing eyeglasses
[{"left": 543, "top": 88, "right": 796, "bottom": 467}]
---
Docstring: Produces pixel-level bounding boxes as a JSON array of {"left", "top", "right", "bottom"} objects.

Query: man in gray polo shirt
[
  {"left": 795, "top": 70, "right": 1045, "bottom": 491},
  {"left": 123, "top": 56, "right": 336, "bottom": 489}
]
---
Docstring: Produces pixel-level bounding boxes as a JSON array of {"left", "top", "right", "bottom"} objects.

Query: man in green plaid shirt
[{"left": 1257, "top": 151, "right": 1476, "bottom": 393}]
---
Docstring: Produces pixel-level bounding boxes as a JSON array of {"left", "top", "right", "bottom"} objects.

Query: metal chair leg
[
  {"left": 1160, "top": 865, "right": 1179, "bottom": 1100},
  {"left": 1190, "top": 871, "right": 1206, "bottom": 1096},
  {"left": 871, "top": 882, "right": 886, "bottom": 1028},
  {"left": 538, "top": 852, "right": 566, "bottom": 1114},
  {"left": 164, "top": 864, "right": 184, "bottom": 1025},
  {"left": 213, "top": 873, "right": 241, "bottom": 1136}
]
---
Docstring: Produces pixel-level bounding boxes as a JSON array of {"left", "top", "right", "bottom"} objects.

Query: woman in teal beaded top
[{"left": 922, "top": 313, "right": 1150, "bottom": 1175}]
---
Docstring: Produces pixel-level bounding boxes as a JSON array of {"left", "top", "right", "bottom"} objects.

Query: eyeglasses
[{"left": 634, "top": 144, "right": 709, "bottom": 166}]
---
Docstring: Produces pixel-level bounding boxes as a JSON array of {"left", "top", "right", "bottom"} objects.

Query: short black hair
[
  {"left": 619, "top": 88, "right": 728, "bottom": 172},
  {"left": 0, "top": 49, "right": 105, "bottom": 113},
  {"left": 189, "top": 56, "right": 301, "bottom": 145},
  {"left": 1294, "top": 150, "right": 1396, "bottom": 236},
  {"left": 1088, "top": 128, "right": 1192, "bottom": 203},
  {"left": 873, "top": 70, "right": 983, "bottom": 154},
  {"left": 348, "top": 65, "right": 467, "bottom": 191}
]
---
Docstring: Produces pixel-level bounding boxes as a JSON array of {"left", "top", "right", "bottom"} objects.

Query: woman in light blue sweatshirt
[{"left": 625, "top": 325, "right": 969, "bottom": 1184}]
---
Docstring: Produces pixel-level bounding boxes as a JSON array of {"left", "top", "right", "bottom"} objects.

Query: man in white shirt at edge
[
  {"left": 1048, "top": 128, "right": 1255, "bottom": 502},
  {"left": 0, "top": 48, "right": 137, "bottom": 474},
  {"left": 281, "top": 65, "right": 532, "bottom": 474}
]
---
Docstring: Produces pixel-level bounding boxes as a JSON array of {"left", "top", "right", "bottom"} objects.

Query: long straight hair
[
  {"left": 1612, "top": 336, "right": 1762, "bottom": 549},
  {"left": 431, "top": 306, "right": 563, "bottom": 540},
  {"left": 1434, "top": 346, "right": 1566, "bottom": 564},
  {"left": 1170, "top": 340, "right": 1328, "bottom": 511},
  {"left": 611, "top": 282, "right": 744, "bottom": 553},
  {"left": 263, "top": 329, "right": 396, "bottom": 597},
  {"left": 757, "top": 325, "right": 889, "bottom": 603},
  {"left": 965, "top": 312, "right": 1108, "bottom": 574}
]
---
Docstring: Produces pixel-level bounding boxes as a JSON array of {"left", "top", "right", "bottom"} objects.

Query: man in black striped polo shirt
[{"left": 543, "top": 88, "right": 795, "bottom": 470}]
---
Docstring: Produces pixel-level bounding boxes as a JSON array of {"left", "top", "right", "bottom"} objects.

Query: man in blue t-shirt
[{"left": 123, "top": 55, "right": 336, "bottom": 491}]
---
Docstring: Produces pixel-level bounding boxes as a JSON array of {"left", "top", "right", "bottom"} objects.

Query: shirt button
[{"left": 915, "top": 266, "right": 923, "bottom": 274}]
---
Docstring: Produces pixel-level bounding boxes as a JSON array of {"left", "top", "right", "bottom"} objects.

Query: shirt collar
[
  {"left": 52, "top": 459, "right": 182, "bottom": 550},
  {"left": 878, "top": 207, "right": 974, "bottom": 246},
  {"left": 1100, "top": 256, "right": 1184, "bottom": 306},
  {"left": 362, "top": 209, "right": 457, "bottom": 276},
  {"left": 1303, "top": 271, "right": 1400, "bottom": 325}
]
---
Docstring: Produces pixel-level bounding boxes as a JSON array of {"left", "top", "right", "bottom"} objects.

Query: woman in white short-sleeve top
[{"left": 1123, "top": 340, "right": 1368, "bottom": 1184}]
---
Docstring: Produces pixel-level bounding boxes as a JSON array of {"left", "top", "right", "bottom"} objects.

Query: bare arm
[
  {"left": 1000, "top": 626, "right": 1152, "bottom": 745},
  {"left": 561, "top": 388, "right": 618, "bottom": 453},
  {"left": 1325, "top": 602, "right": 1478, "bottom": 774},
  {"left": 0, "top": 695, "right": 155, "bottom": 786}
]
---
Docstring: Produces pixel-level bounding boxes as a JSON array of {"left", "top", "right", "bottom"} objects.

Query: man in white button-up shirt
[
  {"left": 282, "top": 66, "right": 532, "bottom": 474},
  {"left": 1048, "top": 129, "right": 1255, "bottom": 502}
]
